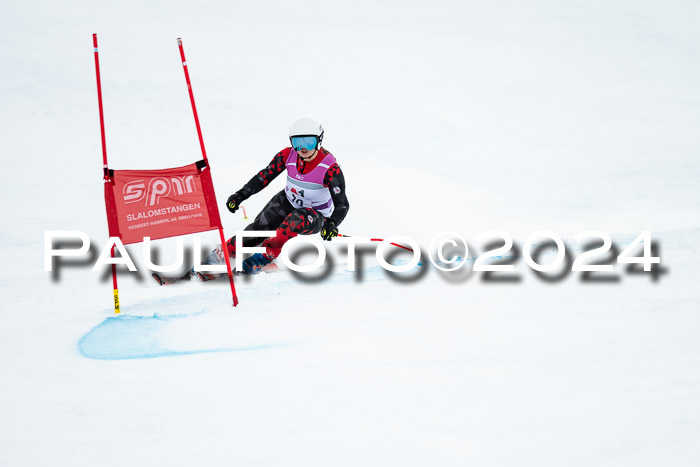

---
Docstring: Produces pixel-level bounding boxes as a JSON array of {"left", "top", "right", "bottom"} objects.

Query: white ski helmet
[{"left": 289, "top": 116, "right": 324, "bottom": 148}]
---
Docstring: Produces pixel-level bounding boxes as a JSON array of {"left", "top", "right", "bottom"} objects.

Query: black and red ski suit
[{"left": 225, "top": 146, "right": 349, "bottom": 259}]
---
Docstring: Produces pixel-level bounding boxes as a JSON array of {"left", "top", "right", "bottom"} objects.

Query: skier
[{"left": 198, "top": 116, "right": 349, "bottom": 278}]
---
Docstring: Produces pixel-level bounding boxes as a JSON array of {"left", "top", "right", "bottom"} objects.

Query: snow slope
[{"left": 1, "top": 0, "right": 699, "bottom": 465}]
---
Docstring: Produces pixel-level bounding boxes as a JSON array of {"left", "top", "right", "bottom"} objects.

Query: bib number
[{"left": 289, "top": 188, "right": 305, "bottom": 207}]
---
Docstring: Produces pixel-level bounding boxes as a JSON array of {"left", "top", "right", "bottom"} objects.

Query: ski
[
  {"left": 195, "top": 271, "right": 231, "bottom": 282},
  {"left": 197, "top": 263, "right": 280, "bottom": 281},
  {"left": 153, "top": 263, "right": 280, "bottom": 285},
  {"left": 152, "top": 271, "right": 194, "bottom": 286}
]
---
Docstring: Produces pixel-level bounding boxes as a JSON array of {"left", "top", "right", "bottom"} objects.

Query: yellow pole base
[{"left": 113, "top": 289, "right": 120, "bottom": 314}]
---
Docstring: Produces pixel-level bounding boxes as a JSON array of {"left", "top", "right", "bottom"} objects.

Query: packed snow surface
[{"left": 1, "top": 0, "right": 699, "bottom": 465}]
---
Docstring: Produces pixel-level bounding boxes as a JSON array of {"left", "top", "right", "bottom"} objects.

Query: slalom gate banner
[
  {"left": 93, "top": 34, "right": 239, "bottom": 310},
  {"left": 104, "top": 161, "right": 222, "bottom": 245}
]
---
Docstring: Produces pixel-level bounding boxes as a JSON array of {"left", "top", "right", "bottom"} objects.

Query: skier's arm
[
  {"left": 323, "top": 163, "right": 350, "bottom": 226},
  {"left": 228, "top": 149, "right": 289, "bottom": 206}
]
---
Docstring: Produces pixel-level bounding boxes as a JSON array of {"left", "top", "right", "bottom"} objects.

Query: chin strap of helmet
[{"left": 296, "top": 146, "right": 318, "bottom": 162}]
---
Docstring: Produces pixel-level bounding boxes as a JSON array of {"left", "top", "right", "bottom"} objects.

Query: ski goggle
[{"left": 290, "top": 135, "right": 319, "bottom": 152}]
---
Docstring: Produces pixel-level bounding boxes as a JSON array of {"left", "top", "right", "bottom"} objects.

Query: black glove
[
  {"left": 321, "top": 219, "right": 338, "bottom": 241},
  {"left": 226, "top": 191, "right": 247, "bottom": 214}
]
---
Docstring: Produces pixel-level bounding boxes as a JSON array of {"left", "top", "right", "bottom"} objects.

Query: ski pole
[{"left": 336, "top": 234, "right": 414, "bottom": 252}]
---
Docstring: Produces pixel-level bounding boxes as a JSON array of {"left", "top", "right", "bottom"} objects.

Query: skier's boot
[
  {"left": 195, "top": 244, "right": 233, "bottom": 281},
  {"left": 242, "top": 253, "right": 273, "bottom": 275},
  {"left": 180, "top": 270, "right": 195, "bottom": 281}
]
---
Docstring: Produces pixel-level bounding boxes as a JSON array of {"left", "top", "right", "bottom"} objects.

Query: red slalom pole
[
  {"left": 93, "top": 33, "right": 120, "bottom": 314},
  {"left": 177, "top": 38, "right": 239, "bottom": 307},
  {"left": 94, "top": 35, "right": 109, "bottom": 178}
]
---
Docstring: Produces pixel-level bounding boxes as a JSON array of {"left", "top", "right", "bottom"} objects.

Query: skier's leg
[
  {"left": 240, "top": 208, "right": 325, "bottom": 274},
  {"left": 194, "top": 191, "right": 293, "bottom": 278},
  {"left": 195, "top": 190, "right": 291, "bottom": 268},
  {"left": 223, "top": 190, "right": 294, "bottom": 260},
  {"left": 155, "top": 193, "right": 294, "bottom": 283},
  {"left": 262, "top": 208, "right": 325, "bottom": 259}
]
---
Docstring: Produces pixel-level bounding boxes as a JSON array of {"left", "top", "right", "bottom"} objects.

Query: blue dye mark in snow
[{"left": 79, "top": 314, "right": 279, "bottom": 360}]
